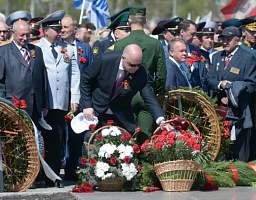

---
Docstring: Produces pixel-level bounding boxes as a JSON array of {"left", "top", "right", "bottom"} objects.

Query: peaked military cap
[
  {"left": 30, "top": 17, "right": 43, "bottom": 38},
  {"left": 6, "top": 10, "right": 31, "bottom": 26},
  {"left": 108, "top": 12, "right": 130, "bottom": 30},
  {"left": 239, "top": 15, "right": 256, "bottom": 31},
  {"left": 204, "top": 21, "right": 217, "bottom": 33},
  {"left": 152, "top": 20, "right": 169, "bottom": 35},
  {"left": 203, "top": 27, "right": 215, "bottom": 35},
  {"left": 164, "top": 17, "right": 183, "bottom": 32},
  {"left": 129, "top": 5, "right": 146, "bottom": 16},
  {"left": 38, "top": 10, "right": 65, "bottom": 30},
  {"left": 222, "top": 18, "right": 242, "bottom": 29},
  {"left": 196, "top": 22, "right": 206, "bottom": 35},
  {"left": 108, "top": 7, "right": 129, "bottom": 23}
]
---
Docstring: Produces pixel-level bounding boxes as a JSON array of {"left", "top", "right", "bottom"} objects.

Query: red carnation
[
  {"left": 109, "top": 157, "right": 117, "bottom": 165},
  {"left": 20, "top": 99, "right": 27, "bottom": 109},
  {"left": 81, "top": 157, "right": 87, "bottom": 165},
  {"left": 136, "top": 127, "right": 141, "bottom": 132},
  {"left": 123, "top": 156, "right": 131, "bottom": 164},
  {"left": 64, "top": 115, "right": 73, "bottom": 122},
  {"left": 90, "top": 158, "right": 97, "bottom": 166},
  {"left": 121, "top": 133, "right": 132, "bottom": 141},
  {"left": 79, "top": 57, "right": 86, "bottom": 64},
  {"left": 96, "top": 133, "right": 103, "bottom": 141},
  {"left": 193, "top": 144, "right": 200, "bottom": 151},
  {"left": 155, "top": 142, "right": 164, "bottom": 149},
  {"left": 133, "top": 144, "right": 140, "bottom": 153},
  {"left": 89, "top": 124, "right": 96, "bottom": 130},
  {"left": 137, "top": 164, "right": 142, "bottom": 171}
]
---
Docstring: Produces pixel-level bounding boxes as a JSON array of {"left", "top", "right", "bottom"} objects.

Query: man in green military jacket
[
  {"left": 113, "top": 5, "right": 166, "bottom": 144},
  {"left": 239, "top": 15, "right": 256, "bottom": 58}
]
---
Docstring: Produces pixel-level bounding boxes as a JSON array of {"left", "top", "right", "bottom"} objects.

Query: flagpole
[{"left": 79, "top": 0, "right": 86, "bottom": 25}]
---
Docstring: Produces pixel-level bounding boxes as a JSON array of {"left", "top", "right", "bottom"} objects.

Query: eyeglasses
[
  {"left": 128, "top": 62, "right": 141, "bottom": 68},
  {"left": 0, "top": 30, "right": 8, "bottom": 34}
]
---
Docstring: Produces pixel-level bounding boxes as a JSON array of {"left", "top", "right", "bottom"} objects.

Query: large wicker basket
[
  {"left": 154, "top": 160, "right": 200, "bottom": 192},
  {"left": 161, "top": 89, "right": 222, "bottom": 160},
  {"left": 87, "top": 125, "right": 129, "bottom": 191}
]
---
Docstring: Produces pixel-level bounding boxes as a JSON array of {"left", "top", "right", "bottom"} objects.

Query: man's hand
[
  {"left": 160, "top": 122, "right": 175, "bottom": 132},
  {"left": 83, "top": 108, "right": 95, "bottom": 120},
  {"left": 71, "top": 103, "right": 79, "bottom": 113},
  {"left": 220, "top": 80, "right": 231, "bottom": 89}
]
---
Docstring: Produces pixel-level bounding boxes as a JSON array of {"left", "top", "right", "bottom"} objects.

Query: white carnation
[
  {"left": 121, "top": 163, "right": 137, "bottom": 181},
  {"left": 98, "top": 143, "right": 116, "bottom": 158},
  {"left": 109, "top": 126, "right": 122, "bottom": 136}
]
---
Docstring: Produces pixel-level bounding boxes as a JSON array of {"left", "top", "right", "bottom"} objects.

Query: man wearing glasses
[
  {"left": 81, "top": 44, "right": 167, "bottom": 135},
  {"left": 0, "top": 21, "right": 10, "bottom": 44},
  {"left": 239, "top": 15, "right": 256, "bottom": 58},
  {"left": 35, "top": 10, "right": 80, "bottom": 188}
]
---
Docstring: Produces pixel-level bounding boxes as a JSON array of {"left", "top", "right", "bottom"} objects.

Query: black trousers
[
  {"left": 41, "top": 109, "right": 67, "bottom": 184},
  {"left": 65, "top": 123, "right": 85, "bottom": 174}
]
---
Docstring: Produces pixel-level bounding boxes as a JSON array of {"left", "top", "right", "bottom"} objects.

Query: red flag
[{"left": 220, "top": 0, "right": 256, "bottom": 19}]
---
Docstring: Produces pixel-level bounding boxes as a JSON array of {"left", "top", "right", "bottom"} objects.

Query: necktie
[
  {"left": 50, "top": 44, "right": 58, "bottom": 60},
  {"left": 224, "top": 53, "right": 232, "bottom": 69},
  {"left": 113, "top": 70, "right": 126, "bottom": 94},
  {"left": 22, "top": 47, "right": 30, "bottom": 66}
]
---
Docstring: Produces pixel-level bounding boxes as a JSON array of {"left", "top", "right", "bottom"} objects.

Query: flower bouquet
[
  {"left": 140, "top": 117, "right": 212, "bottom": 192},
  {"left": 78, "top": 124, "right": 140, "bottom": 191}
]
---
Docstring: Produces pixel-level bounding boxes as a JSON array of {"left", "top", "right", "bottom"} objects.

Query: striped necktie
[{"left": 21, "top": 47, "right": 30, "bottom": 66}]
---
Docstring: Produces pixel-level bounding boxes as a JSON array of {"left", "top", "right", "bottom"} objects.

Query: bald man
[
  {"left": 0, "top": 20, "right": 48, "bottom": 122},
  {"left": 80, "top": 44, "right": 165, "bottom": 134}
]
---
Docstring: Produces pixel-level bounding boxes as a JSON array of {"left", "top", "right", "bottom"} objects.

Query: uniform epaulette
[
  {"left": 30, "top": 40, "right": 40, "bottom": 45},
  {"left": 0, "top": 39, "right": 12, "bottom": 46},
  {"left": 108, "top": 44, "right": 115, "bottom": 51}
]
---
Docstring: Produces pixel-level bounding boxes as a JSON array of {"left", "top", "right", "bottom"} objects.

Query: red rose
[
  {"left": 90, "top": 158, "right": 97, "bottom": 166},
  {"left": 64, "top": 115, "right": 73, "bottom": 122},
  {"left": 133, "top": 144, "right": 140, "bottom": 153},
  {"left": 121, "top": 133, "right": 132, "bottom": 140},
  {"left": 83, "top": 182, "right": 93, "bottom": 189},
  {"left": 96, "top": 134, "right": 103, "bottom": 141},
  {"left": 137, "top": 164, "right": 142, "bottom": 171},
  {"left": 81, "top": 157, "right": 87, "bottom": 165},
  {"left": 89, "top": 124, "right": 96, "bottom": 130},
  {"left": 123, "top": 156, "right": 131, "bottom": 164},
  {"left": 107, "top": 120, "right": 114, "bottom": 125},
  {"left": 79, "top": 57, "right": 86, "bottom": 64},
  {"left": 109, "top": 157, "right": 117, "bottom": 165}
]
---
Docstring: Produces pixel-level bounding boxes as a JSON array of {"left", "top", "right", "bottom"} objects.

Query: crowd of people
[{"left": 0, "top": 4, "right": 256, "bottom": 189}]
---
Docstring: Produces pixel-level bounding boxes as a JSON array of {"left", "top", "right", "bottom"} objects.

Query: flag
[
  {"left": 220, "top": 0, "right": 256, "bottom": 19},
  {"left": 74, "top": 0, "right": 110, "bottom": 29},
  {"left": 199, "top": 11, "right": 212, "bottom": 22}
]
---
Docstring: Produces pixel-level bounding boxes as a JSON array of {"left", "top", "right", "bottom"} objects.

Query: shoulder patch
[{"left": 93, "top": 47, "right": 98, "bottom": 55}]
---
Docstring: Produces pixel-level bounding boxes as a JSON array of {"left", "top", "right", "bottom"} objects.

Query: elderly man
[
  {"left": 0, "top": 21, "right": 9, "bottom": 43},
  {"left": 206, "top": 26, "right": 256, "bottom": 162}
]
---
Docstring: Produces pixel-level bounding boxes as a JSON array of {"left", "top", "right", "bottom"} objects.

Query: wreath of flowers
[{"left": 75, "top": 123, "right": 141, "bottom": 191}]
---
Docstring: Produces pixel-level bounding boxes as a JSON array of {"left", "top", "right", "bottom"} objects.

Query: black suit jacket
[
  {"left": 80, "top": 51, "right": 164, "bottom": 133},
  {"left": 0, "top": 41, "right": 48, "bottom": 117},
  {"left": 166, "top": 58, "right": 190, "bottom": 89}
]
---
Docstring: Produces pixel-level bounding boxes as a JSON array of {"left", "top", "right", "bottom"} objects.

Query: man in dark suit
[
  {"left": 0, "top": 16, "right": 48, "bottom": 126},
  {"left": 80, "top": 44, "right": 167, "bottom": 134},
  {"left": 206, "top": 26, "right": 256, "bottom": 162},
  {"left": 60, "top": 15, "right": 93, "bottom": 181},
  {"left": 166, "top": 38, "right": 191, "bottom": 89}
]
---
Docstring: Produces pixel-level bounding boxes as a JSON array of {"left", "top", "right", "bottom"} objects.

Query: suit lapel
[
  {"left": 217, "top": 51, "right": 226, "bottom": 79},
  {"left": 11, "top": 42, "right": 29, "bottom": 68},
  {"left": 28, "top": 44, "right": 35, "bottom": 70},
  {"left": 109, "top": 56, "right": 123, "bottom": 98}
]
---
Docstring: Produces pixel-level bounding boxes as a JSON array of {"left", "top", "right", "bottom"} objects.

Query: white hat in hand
[{"left": 71, "top": 113, "right": 98, "bottom": 134}]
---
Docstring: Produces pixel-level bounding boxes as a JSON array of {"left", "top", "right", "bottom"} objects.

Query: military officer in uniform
[
  {"left": 92, "top": 10, "right": 130, "bottom": 59},
  {"left": 239, "top": 15, "right": 256, "bottom": 58},
  {"left": 35, "top": 10, "right": 80, "bottom": 188},
  {"left": 29, "top": 17, "right": 43, "bottom": 43},
  {"left": 113, "top": 5, "right": 166, "bottom": 144}
]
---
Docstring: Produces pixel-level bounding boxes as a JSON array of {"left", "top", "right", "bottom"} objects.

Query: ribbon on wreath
[
  {"left": 229, "top": 164, "right": 239, "bottom": 185},
  {"left": 248, "top": 162, "right": 256, "bottom": 172}
]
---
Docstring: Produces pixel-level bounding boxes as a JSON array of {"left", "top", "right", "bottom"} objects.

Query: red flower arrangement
[
  {"left": 223, "top": 120, "right": 231, "bottom": 139},
  {"left": 72, "top": 182, "right": 94, "bottom": 193},
  {"left": 78, "top": 47, "right": 87, "bottom": 64},
  {"left": 141, "top": 117, "right": 212, "bottom": 164}
]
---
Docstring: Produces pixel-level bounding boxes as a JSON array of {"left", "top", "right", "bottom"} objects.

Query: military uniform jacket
[
  {"left": 113, "top": 30, "right": 166, "bottom": 94},
  {"left": 92, "top": 33, "right": 115, "bottom": 60},
  {"left": 240, "top": 39, "right": 256, "bottom": 58},
  {"left": 0, "top": 41, "right": 48, "bottom": 116},
  {"left": 35, "top": 37, "right": 80, "bottom": 111},
  {"left": 80, "top": 51, "right": 164, "bottom": 133}
]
